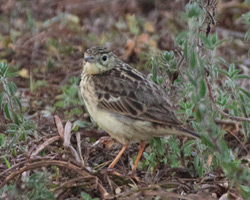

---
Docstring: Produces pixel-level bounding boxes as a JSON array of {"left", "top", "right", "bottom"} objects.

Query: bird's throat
[
  {"left": 84, "top": 62, "right": 111, "bottom": 75},
  {"left": 83, "top": 62, "right": 101, "bottom": 75}
]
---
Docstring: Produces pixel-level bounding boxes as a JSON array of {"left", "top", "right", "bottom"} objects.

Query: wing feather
[{"left": 93, "top": 65, "right": 182, "bottom": 126}]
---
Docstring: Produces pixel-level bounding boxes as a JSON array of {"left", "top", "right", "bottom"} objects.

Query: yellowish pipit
[{"left": 80, "top": 46, "right": 199, "bottom": 176}]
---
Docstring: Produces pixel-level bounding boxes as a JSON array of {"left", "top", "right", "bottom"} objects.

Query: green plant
[
  {"left": 147, "top": 1, "right": 250, "bottom": 198},
  {"left": 54, "top": 77, "right": 84, "bottom": 119},
  {"left": 0, "top": 62, "right": 36, "bottom": 153},
  {"left": 0, "top": 62, "right": 21, "bottom": 123},
  {"left": 0, "top": 172, "right": 55, "bottom": 200},
  {"left": 30, "top": 78, "right": 48, "bottom": 94},
  {"left": 81, "top": 192, "right": 99, "bottom": 200},
  {"left": 242, "top": 12, "right": 250, "bottom": 43}
]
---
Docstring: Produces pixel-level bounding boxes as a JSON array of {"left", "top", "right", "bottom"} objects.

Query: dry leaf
[
  {"left": 122, "top": 39, "right": 135, "bottom": 60},
  {"left": 144, "top": 21, "right": 154, "bottom": 33},
  {"left": 54, "top": 115, "right": 64, "bottom": 140},
  {"left": 18, "top": 68, "right": 29, "bottom": 78},
  {"left": 64, "top": 121, "right": 72, "bottom": 147},
  {"left": 207, "top": 154, "right": 213, "bottom": 167}
]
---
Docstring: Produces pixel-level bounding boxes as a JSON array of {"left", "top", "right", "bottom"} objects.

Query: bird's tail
[{"left": 178, "top": 127, "right": 200, "bottom": 139}]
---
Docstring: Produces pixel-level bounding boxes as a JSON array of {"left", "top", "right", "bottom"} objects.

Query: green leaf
[
  {"left": 228, "top": 64, "right": 237, "bottom": 76},
  {"left": 240, "top": 88, "right": 250, "bottom": 99},
  {"left": 149, "top": 153, "right": 155, "bottom": 162},
  {"left": 215, "top": 39, "right": 226, "bottom": 48},
  {"left": 34, "top": 80, "right": 48, "bottom": 90},
  {"left": 3, "top": 157, "right": 11, "bottom": 168},
  {"left": 239, "top": 93, "right": 245, "bottom": 103},
  {"left": 149, "top": 138, "right": 155, "bottom": 147},
  {"left": 127, "top": 14, "right": 139, "bottom": 35},
  {"left": 190, "top": 50, "right": 196, "bottom": 68},
  {"left": 201, "top": 135, "right": 216, "bottom": 149},
  {"left": 163, "top": 51, "right": 174, "bottom": 62},
  {"left": 6, "top": 72, "right": 18, "bottom": 78},
  {"left": 54, "top": 101, "right": 65, "bottom": 108},
  {"left": 198, "top": 57, "right": 205, "bottom": 70},
  {"left": 199, "top": 34, "right": 212, "bottom": 49},
  {"left": 240, "top": 99, "right": 247, "bottom": 116},
  {"left": 26, "top": 10, "right": 35, "bottom": 30},
  {"left": 194, "top": 156, "right": 200, "bottom": 172},
  {"left": 225, "top": 103, "right": 237, "bottom": 110},
  {"left": 217, "top": 57, "right": 228, "bottom": 66},
  {"left": 7, "top": 82, "right": 17, "bottom": 96},
  {"left": 47, "top": 58, "right": 55, "bottom": 69},
  {"left": 234, "top": 74, "right": 250, "bottom": 80},
  {"left": 13, "top": 113, "right": 19, "bottom": 125},
  {"left": 66, "top": 86, "right": 78, "bottom": 96},
  {"left": 155, "top": 138, "right": 165, "bottom": 156},
  {"left": 175, "top": 30, "right": 187, "bottom": 45},
  {"left": 220, "top": 140, "right": 233, "bottom": 162},
  {"left": 242, "top": 12, "right": 250, "bottom": 24},
  {"left": 157, "top": 76, "right": 163, "bottom": 84},
  {"left": 0, "top": 133, "right": 6, "bottom": 146},
  {"left": 12, "top": 148, "right": 17, "bottom": 157},
  {"left": 184, "top": 40, "right": 188, "bottom": 59},
  {"left": 211, "top": 33, "right": 217, "bottom": 45},
  {"left": 81, "top": 192, "right": 91, "bottom": 200},
  {"left": 14, "top": 96, "right": 22, "bottom": 111},
  {"left": 182, "top": 140, "right": 196, "bottom": 150},
  {"left": 195, "top": 106, "right": 201, "bottom": 122},
  {"left": 68, "top": 107, "right": 82, "bottom": 117},
  {"left": 4, "top": 103, "right": 11, "bottom": 120},
  {"left": 179, "top": 101, "right": 186, "bottom": 109},
  {"left": 239, "top": 184, "right": 250, "bottom": 199},
  {"left": 187, "top": 73, "right": 197, "bottom": 87},
  {"left": 199, "top": 79, "right": 206, "bottom": 98},
  {"left": 20, "top": 133, "right": 26, "bottom": 141},
  {"left": 198, "top": 162, "right": 203, "bottom": 177},
  {"left": 152, "top": 60, "right": 157, "bottom": 81},
  {"left": 244, "top": 28, "right": 250, "bottom": 42},
  {"left": 0, "top": 91, "right": 5, "bottom": 109},
  {"left": 230, "top": 69, "right": 240, "bottom": 79},
  {"left": 73, "top": 120, "right": 86, "bottom": 129},
  {"left": 185, "top": 2, "right": 203, "bottom": 18},
  {"left": 143, "top": 152, "right": 150, "bottom": 160},
  {"left": 217, "top": 69, "right": 229, "bottom": 77},
  {"left": 0, "top": 62, "right": 8, "bottom": 76}
]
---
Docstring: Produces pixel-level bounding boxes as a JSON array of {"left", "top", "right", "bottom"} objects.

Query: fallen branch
[
  {"left": 31, "top": 136, "right": 61, "bottom": 157},
  {"left": 0, "top": 159, "right": 109, "bottom": 198}
]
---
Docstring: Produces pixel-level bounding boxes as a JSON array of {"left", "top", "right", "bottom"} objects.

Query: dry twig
[{"left": 0, "top": 160, "right": 109, "bottom": 198}]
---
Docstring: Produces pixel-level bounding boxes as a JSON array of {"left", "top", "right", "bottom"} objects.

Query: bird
[{"left": 80, "top": 46, "right": 200, "bottom": 177}]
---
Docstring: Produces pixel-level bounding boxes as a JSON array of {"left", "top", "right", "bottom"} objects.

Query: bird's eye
[{"left": 102, "top": 55, "right": 108, "bottom": 62}]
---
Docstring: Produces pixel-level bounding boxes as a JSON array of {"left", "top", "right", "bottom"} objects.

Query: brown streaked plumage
[{"left": 80, "top": 46, "right": 199, "bottom": 176}]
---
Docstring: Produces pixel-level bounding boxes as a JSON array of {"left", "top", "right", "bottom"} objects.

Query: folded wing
[{"left": 93, "top": 65, "right": 182, "bottom": 127}]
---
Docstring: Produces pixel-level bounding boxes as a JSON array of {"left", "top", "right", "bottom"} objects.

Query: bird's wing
[{"left": 92, "top": 65, "right": 182, "bottom": 126}]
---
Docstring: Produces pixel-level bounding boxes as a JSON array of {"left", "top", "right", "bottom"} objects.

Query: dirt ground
[{"left": 0, "top": 0, "right": 250, "bottom": 199}]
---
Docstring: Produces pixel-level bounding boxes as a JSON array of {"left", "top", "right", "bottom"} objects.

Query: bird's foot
[
  {"left": 101, "top": 168, "right": 140, "bottom": 182},
  {"left": 101, "top": 168, "right": 126, "bottom": 178}
]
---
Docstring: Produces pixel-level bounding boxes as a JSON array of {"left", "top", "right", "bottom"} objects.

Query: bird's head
[{"left": 83, "top": 46, "right": 117, "bottom": 75}]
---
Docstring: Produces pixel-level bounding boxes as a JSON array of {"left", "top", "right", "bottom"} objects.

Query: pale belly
[{"left": 85, "top": 101, "right": 153, "bottom": 144}]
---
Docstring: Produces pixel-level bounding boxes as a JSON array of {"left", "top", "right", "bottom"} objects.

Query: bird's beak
[{"left": 84, "top": 56, "right": 94, "bottom": 63}]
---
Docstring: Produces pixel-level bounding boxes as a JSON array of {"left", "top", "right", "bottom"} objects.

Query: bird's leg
[
  {"left": 108, "top": 144, "right": 128, "bottom": 170},
  {"left": 131, "top": 141, "right": 146, "bottom": 176}
]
